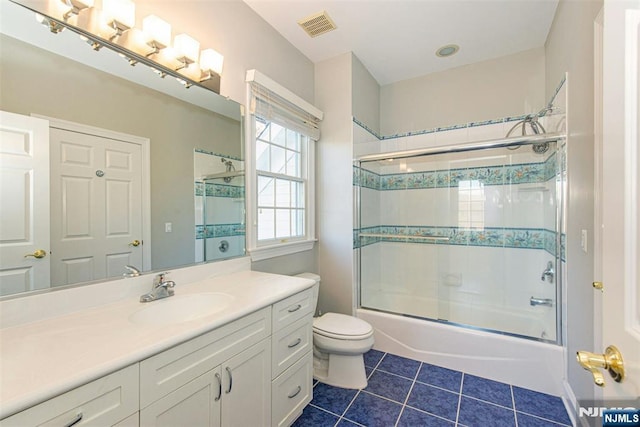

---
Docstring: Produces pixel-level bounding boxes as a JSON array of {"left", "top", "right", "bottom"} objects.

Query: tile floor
[{"left": 293, "top": 350, "right": 573, "bottom": 427}]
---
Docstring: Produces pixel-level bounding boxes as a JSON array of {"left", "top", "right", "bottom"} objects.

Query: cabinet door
[
  {"left": 140, "top": 370, "right": 222, "bottom": 427},
  {"left": 221, "top": 340, "right": 271, "bottom": 427}
]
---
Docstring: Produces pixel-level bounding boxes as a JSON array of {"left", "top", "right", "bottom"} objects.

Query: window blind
[{"left": 247, "top": 71, "right": 322, "bottom": 141}]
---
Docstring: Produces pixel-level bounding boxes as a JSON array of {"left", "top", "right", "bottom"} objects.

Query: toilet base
[{"left": 313, "top": 351, "right": 368, "bottom": 389}]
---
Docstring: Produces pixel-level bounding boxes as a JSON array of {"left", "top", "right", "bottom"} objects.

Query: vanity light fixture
[
  {"left": 143, "top": 15, "right": 171, "bottom": 55},
  {"left": 34, "top": 0, "right": 224, "bottom": 93},
  {"left": 173, "top": 33, "right": 200, "bottom": 69},
  {"left": 199, "top": 48, "right": 224, "bottom": 81},
  {"left": 101, "top": 0, "right": 135, "bottom": 40},
  {"left": 61, "top": 0, "right": 94, "bottom": 20},
  {"left": 36, "top": 13, "right": 65, "bottom": 33}
]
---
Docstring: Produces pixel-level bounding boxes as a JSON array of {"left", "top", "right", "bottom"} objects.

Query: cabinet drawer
[
  {"left": 140, "top": 307, "right": 270, "bottom": 408},
  {"left": 272, "top": 289, "right": 314, "bottom": 332},
  {"left": 271, "top": 351, "right": 313, "bottom": 427},
  {"left": 272, "top": 316, "right": 312, "bottom": 378},
  {"left": 1, "top": 364, "right": 138, "bottom": 427}
]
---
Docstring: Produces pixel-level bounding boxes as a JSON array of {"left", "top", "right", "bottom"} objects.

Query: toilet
[{"left": 296, "top": 273, "right": 374, "bottom": 389}]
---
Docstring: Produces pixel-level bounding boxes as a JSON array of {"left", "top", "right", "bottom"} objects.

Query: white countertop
[{"left": 0, "top": 270, "right": 314, "bottom": 419}]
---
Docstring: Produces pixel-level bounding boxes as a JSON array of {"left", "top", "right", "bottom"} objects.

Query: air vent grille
[{"left": 298, "top": 11, "right": 337, "bottom": 38}]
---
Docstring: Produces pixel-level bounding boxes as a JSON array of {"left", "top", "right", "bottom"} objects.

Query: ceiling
[{"left": 242, "top": 0, "right": 559, "bottom": 86}]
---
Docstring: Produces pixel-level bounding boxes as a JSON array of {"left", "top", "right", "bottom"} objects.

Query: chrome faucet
[
  {"left": 123, "top": 265, "right": 141, "bottom": 277},
  {"left": 541, "top": 261, "right": 554, "bottom": 283},
  {"left": 530, "top": 297, "right": 554, "bottom": 307},
  {"left": 140, "top": 272, "right": 176, "bottom": 302}
]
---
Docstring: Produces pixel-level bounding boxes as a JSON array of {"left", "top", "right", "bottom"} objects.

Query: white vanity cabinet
[
  {"left": 0, "top": 280, "right": 317, "bottom": 427},
  {"left": 270, "top": 289, "right": 315, "bottom": 427},
  {"left": 139, "top": 307, "right": 272, "bottom": 427},
  {"left": 0, "top": 364, "right": 139, "bottom": 427}
]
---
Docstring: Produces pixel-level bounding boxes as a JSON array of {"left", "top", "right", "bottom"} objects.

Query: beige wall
[
  {"left": 352, "top": 55, "right": 381, "bottom": 134},
  {"left": 379, "top": 47, "right": 546, "bottom": 134},
  {"left": 314, "top": 53, "right": 355, "bottom": 315},
  {"left": 544, "top": 0, "right": 603, "bottom": 402},
  {"left": 0, "top": 35, "right": 241, "bottom": 271}
]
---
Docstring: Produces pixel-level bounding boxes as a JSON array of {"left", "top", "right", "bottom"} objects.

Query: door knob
[
  {"left": 24, "top": 249, "right": 47, "bottom": 259},
  {"left": 129, "top": 240, "right": 141, "bottom": 247},
  {"left": 576, "top": 345, "right": 624, "bottom": 387}
]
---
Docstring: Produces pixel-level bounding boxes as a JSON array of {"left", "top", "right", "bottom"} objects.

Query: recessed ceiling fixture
[
  {"left": 436, "top": 44, "right": 460, "bottom": 57},
  {"left": 298, "top": 11, "right": 337, "bottom": 38}
]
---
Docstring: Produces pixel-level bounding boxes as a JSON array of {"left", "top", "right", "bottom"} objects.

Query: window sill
[{"left": 249, "top": 239, "right": 316, "bottom": 262}]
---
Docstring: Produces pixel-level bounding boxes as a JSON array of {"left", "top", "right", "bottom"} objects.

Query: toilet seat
[{"left": 313, "top": 313, "right": 373, "bottom": 340}]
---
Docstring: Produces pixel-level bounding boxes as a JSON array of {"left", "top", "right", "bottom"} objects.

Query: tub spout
[{"left": 530, "top": 297, "right": 553, "bottom": 307}]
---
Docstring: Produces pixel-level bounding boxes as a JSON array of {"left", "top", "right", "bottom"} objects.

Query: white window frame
[{"left": 245, "top": 70, "right": 322, "bottom": 261}]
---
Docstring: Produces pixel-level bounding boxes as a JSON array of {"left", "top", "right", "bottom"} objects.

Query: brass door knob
[
  {"left": 576, "top": 345, "right": 624, "bottom": 387},
  {"left": 24, "top": 249, "right": 47, "bottom": 259},
  {"left": 129, "top": 240, "right": 141, "bottom": 247}
]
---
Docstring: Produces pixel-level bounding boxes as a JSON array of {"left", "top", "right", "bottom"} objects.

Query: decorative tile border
[
  {"left": 354, "top": 225, "right": 564, "bottom": 260},
  {"left": 194, "top": 148, "right": 243, "bottom": 162},
  {"left": 196, "top": 223, "right": 245, "bottom": 239},
  {"left": 354, "top": 153, "right": 557, "bottom": 190},
  {"left": 195, "top": 182, "right": 245, "bottom": 198}
]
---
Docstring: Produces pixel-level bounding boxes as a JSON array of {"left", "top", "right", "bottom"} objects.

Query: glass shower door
[{"left": 356, "top": 141, "right": 563, "bottom": 342}]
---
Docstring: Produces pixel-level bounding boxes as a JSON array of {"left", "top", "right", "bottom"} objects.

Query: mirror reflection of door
[
  {"left": 49, "top": 123, "right": 147, "bottom": 286},
  {"left": 0, "top": 111, "right": 51, "bottom": 296}
]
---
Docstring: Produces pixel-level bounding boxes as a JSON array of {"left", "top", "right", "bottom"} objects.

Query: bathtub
[
  {"left": 362, "top": 290, "right": 557, "bottom": 341},
  {"left": 357, "top": 308, "right": 565, "bottom": 396}
]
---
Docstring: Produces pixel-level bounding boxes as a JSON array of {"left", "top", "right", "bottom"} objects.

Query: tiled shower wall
[
  {"left": 352, "top": 78, "right": 567, "bottom": 341},
  {"left": 194, "top": 150, "right": 245, "bottom": 262}
]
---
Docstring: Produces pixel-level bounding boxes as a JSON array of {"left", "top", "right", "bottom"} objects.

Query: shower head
[{"left": 531, "top": 143, "right": 550, "bottom": 154}]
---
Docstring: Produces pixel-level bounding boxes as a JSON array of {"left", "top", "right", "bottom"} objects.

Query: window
[
  {"left": 256, "top": 119, "right": 307, "bottom": 242},
  {"left": 458, "top": 180, "right": 485, "bottom": 229},
  {"left": 246, "top": 70, "right": 323, "bottom": 261}
]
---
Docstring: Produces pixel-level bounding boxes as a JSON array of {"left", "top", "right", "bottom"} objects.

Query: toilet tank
[{"left": 295, "top": 272, "right": 320, "bottom": 314}]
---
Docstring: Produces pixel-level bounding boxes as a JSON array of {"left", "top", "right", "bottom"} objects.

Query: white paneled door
[
  {"left": 49, "top": 126, "right": 144, "bottom": 286},
  {"left": 0, "top": 111, "right": 50, "bottom": 296},
  {"left": 599, "top": 0, "right": 640, "bottom": 402}
]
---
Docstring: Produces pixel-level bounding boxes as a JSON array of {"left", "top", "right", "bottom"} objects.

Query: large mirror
[{"left": 0, "top": 1, "right": 245, "bottom": 298}]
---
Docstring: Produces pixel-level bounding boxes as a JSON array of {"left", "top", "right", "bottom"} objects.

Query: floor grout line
[
  {"left": 511, "top": 385, "right": 518, "bottom": 427},
  {"left": 455, "top": 372, "right": 464, "bottom": 425},
  {"left": 394, "top": 360, "right": 422, "bottom": 427}
]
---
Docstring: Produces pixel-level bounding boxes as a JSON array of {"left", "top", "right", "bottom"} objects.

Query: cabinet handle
[
  {"left": 288, "top": 304, "right": 302, "bottom": 313},
  {"left": 288, "top": 385, "right": 302, "bottom": 399},
  {"left": 287, "top": 338, "right": 302, "bottom": 348},
  {"left": 64, "top": 412, "right": 83, "bottom": 427},
  {"left": 225, "top": 367, "right": 233, "bottom": 394},
  {"left": 214, "top": 372, "right": 222, "bottom": 401}
]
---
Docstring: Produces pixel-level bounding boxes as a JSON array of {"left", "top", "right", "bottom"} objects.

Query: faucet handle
[{"left": 153, "top": 271, "right": 171, "bottom": 286}]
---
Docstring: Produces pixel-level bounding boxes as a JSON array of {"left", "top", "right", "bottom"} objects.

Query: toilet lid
[{"left": 313, "top": 313, "right": 373, "bottom": 338}]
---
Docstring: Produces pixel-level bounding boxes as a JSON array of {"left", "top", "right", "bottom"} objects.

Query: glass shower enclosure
[{"left": 355, "top": 138, "right": 565, "bottom": 342}]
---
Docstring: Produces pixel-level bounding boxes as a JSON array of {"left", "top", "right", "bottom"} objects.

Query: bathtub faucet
[
  {"left": 530, "top": 297, "right": 553, "bottom": 307},
  {"left": 541, "top": 261, "right": 554, "bottom": 283}
]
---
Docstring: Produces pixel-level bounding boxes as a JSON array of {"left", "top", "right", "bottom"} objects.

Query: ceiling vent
[{"left": 298, "top": 11, "right": 337, "bottom": 38}]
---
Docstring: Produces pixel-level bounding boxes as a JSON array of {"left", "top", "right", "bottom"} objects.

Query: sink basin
[{"left": 129, "top": 293, "right": 234, "bottom": 325}]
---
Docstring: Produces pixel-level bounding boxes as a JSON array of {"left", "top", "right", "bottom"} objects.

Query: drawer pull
[
  {"left": 288, "top": 304, "right": 302, "bottom": 313},
  {"left": 287, "top": 338, "right": 302, "bottom": 348},
  {"left": 64, "top": 412, "right": 83, "bottom": 427},
  {"left": 214, "top": 372, "right": 222, "bottom": 401},
  {"left": 225, "top": 367, "right": 233, "bottom": 394},
  {"left": 288, "top": 385, "right": 302, "bottom": 399}
]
